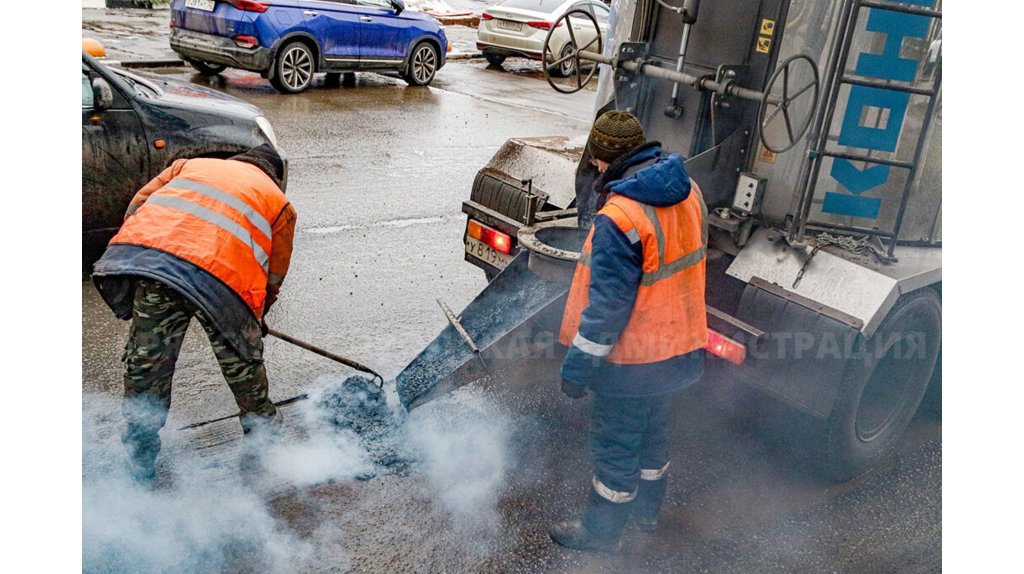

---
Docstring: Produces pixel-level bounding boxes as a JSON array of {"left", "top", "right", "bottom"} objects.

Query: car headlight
[{"left": 255, "top": 116, "right": 279, "bottom": 150}]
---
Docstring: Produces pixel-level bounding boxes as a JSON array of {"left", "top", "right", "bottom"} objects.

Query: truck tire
[
  {"left": 820, "top": 288, "right": 941, "bottom": 481},
  {"left": 919, "top": 344, "right": 942, "bottom": 418}
]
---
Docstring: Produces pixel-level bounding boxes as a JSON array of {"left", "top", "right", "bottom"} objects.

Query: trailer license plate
[
  {"left": 185, "top": 0, "right": 216, "bottom": 11},
  {"left": 466, "top": 237, "right": 514, "bottom": 269},
  {"left": 496, "top": 19, "right": 523, "bottom": 32}
]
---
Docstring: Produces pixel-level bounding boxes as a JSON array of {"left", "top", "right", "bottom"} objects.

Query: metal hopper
[{"left": 395, "top": 221, "right": 588, "bottom": 410}]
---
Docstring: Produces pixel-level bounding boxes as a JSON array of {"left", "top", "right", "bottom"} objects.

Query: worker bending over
[{"left": 92, "top": 144, "right": 296, "bottom": 483}]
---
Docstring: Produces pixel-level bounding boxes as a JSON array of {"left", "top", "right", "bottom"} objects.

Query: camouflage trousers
[{"left": 121, "top": 278, "right": 277, "bottom": 476}]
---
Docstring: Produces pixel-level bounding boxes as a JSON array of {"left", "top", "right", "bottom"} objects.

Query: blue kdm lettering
[{"left": 822, "top": 0, "right": 934, "bottom": 220}]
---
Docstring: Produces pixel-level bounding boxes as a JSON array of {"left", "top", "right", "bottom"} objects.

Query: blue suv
[{"left": 170, "top": 0, "right": 448, "bottom": 93}]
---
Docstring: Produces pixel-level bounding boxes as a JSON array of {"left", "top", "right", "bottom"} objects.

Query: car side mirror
[
  {"left": 92, "top": 77, "right": 114, "bottom": 111},
  {"left": 391, "top": 0, "right": 405, "bottom": 15}
]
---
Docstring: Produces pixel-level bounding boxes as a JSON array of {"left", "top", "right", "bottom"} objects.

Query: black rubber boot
[
  {"left": 550, "top": 487, "right": 630, "bottom": 552},
  {"left": 631, "top": 478, "right": 667, "bottom": 532}
]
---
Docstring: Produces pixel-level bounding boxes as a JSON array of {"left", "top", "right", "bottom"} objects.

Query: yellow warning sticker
[
  {"left": 756, "top": 37, "right": 772, "bottom": 54},
  {"left": 761, "top": 19, "right": 776, "bottom": 36},
  {"left": 758, "top": 146, "right": 777, "bottom": 164}
]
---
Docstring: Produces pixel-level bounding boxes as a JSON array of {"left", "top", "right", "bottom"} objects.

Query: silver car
[{"left": 476, "top": 0, "right": 609, "bottom": 76}]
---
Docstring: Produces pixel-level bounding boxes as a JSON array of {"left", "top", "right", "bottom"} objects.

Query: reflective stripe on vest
[
  {"left": 573, "top": 191, "right": 708, "bottom": 286},
  {"left": 559, "top": 181, "right": 708, "bottom": 364},
  {"left": 637, "top": 195, "right": 708, "bottom": 286},
  {"left": 166, "top": 178, "right": 274, "bottom": 240},
  {"left": 146, "top": 190, "right": 270, "bottom": 273},
  {"left": 110, "top": 158, "right": 289, "bottom": 320}
]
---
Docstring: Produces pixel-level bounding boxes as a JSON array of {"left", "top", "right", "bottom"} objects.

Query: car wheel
[
  {"left": 485, "top": 53, "right": 506, "bottom": 67},
  {"left": 403, "top": 42, "right": 439, "bottom": 86},
  {"left": 186, "top": 59, "right": 227, "bottom": 76},
  {"left": 552, "top": 43, "right": 575, "bottom": 78},
  {"left": 271, "top": 41, "right": 315, "bottom": 94},
  {"left": 818, "top": 288, "right": 941, "bottom": 481}
]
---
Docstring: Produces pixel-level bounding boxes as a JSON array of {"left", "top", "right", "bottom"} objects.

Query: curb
[
  {"left": 117, "top": 58, "right": 185, "bottom": 69},
  {"left": 448, "top": 51, "right": 484, "bottom": 61},
  {"left": 436, "top": 15, "right": 480, "bottom": 27}
]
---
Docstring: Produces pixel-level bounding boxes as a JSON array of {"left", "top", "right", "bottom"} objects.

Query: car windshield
[{"left": 497, "top": 0, "right": 565, "bottom": 14}]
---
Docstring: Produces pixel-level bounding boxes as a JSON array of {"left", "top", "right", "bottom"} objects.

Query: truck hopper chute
[{"left": 396, "top": 223, "right": 588, "bottom": 410}]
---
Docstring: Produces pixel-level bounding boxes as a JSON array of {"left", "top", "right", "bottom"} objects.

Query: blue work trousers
[{"left": 589, "top": 393, "right": 674, "bottom": 495}]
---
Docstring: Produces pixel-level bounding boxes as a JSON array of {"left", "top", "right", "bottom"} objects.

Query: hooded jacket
[{"left": 560, "top": 143, "right": 705, "bottom": 398}]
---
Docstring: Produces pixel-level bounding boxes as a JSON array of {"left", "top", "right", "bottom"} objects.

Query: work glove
[
  {"left": 261, "top": 318, "right": 269, "bottom": 338},
  {"left": 561, "top": 378, "right": 588, "bottom": 399}
]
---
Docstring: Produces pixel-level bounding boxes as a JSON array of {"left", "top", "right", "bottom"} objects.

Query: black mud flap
[
  {"left": 726, "top": 278, "right": 865, "bottom": 418},
  {"left": 396, "top": 252, "right": 570, "bottom": 410}
]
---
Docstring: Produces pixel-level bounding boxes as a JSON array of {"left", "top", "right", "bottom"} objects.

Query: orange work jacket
[
  {"left": 109, "top": 158, "right": 291, "bottom": 319},
  {"left": 559, "top": 182, "right": 708, "bottom": 364}
]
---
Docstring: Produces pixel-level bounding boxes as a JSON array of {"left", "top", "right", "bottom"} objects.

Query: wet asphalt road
[{"left": 81, "top": 18, "right": 941, "bottom": 573}]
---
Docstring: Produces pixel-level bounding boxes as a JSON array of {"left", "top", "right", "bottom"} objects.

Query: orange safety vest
[
  {"left": 109, "top": 158, "right": 290, "bottom": 320},
  {"left": 559, "top": 182, "right": 708, "bottom": 364}
]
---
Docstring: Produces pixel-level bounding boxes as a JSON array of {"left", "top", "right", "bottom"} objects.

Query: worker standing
[
  {"left": 92, "top": 144, "right": 296, "bottom": 483},
  {"left": 552, "top": 111, "right": 707, "bottom": 552}
]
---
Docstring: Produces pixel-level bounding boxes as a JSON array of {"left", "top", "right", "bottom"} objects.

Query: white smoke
[
  {"left": 82, "top": 377, "right": 519, "bottom": 570},
  {"left": 80, "top": 390, "right": 361, "bottom": 573},
  {"left": 404, "top": 386, "right": 512, "bottom": 543}
]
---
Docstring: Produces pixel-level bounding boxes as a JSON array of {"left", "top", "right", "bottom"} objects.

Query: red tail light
[
  {"left": 705, "top": 329, "right": 746, "bottom": 365},
  {"left": 527, "top": 21, "right": 563, "bottom": 30},
  {"left": 234, "top": 35, "right": 259, "bottom": 48},
  {"left": 226, "top": 0, "right": 270, "bottom": 12},
  {"left": 481, "top": 12, "right": 494, "bottom": 20},
  {"left": 467, "top": 220, "right": 512, "bottom": 254}
]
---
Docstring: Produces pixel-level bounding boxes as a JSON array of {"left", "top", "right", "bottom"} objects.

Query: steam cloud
[
  {"left": 82, "top": 375, "right": 517, "bottom": 570},
  {"left": 82, "top": 393, "right": 318, "bottom": 573},
  {"left": 404, "top": 387, "right": 512, "bottom": 541}
]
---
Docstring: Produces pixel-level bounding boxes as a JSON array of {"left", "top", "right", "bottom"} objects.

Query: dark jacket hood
[{"left": 595, "top": 142, "right": 692, "bottom": 207}]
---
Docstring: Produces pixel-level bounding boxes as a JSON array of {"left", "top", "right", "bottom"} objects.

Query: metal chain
[
  {"left": 814, "top": 232, "right": 871, "bottom": 254},
  {"left": 794, "top": 232, "right": 891, "bottom": 289}
]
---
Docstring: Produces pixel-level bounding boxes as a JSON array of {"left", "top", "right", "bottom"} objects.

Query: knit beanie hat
[
  {"left": 231, "top": 143, "right": 285, "bottom": 186},
  {"left": 587, "top": 111, "right": 646, "bottom": 163}
]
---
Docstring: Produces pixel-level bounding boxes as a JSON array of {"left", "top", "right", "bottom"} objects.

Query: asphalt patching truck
[{"left": 397, "top": 0, "right": 942, "bottom": 481}]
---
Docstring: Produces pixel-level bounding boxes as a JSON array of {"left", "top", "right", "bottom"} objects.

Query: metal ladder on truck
[{"left": 789, "top": 0, "right": 942, "bottom": 258}]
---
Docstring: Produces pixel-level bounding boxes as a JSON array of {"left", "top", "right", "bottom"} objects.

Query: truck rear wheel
[{"left": 820, "top": 288, "right": 941, "bottom": 481}]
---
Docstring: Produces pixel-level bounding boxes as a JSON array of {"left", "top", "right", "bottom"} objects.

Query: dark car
[
  {"left": 169, "top": 0, "right": 449, "bottom": 94},
  {"left": 82, "top": 51, "right": 283, "bottom": 265}
]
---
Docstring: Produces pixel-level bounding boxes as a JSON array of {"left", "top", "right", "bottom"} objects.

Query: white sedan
[{"left": 477, "top": 0, "right": 609, "bottom": 76}]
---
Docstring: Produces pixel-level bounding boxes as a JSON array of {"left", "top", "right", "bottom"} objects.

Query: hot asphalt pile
[{"left": 314, "top": 375, "right": 413, "bottom": 478}]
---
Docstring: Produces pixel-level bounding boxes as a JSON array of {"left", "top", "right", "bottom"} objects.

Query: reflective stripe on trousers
[
  {"left": 640, "top": 461, "right": 670, "bottom": 481},
  {"left": 593, "top": 475, "right": 637, "bottom": 503}
]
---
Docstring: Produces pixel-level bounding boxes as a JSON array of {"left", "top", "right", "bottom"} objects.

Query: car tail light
[
  {"left": 225, "top": 0, "right": 271, "bottom": 12},
  {"left": 527, "top": 21, "right": 563, "bottom": 30},
  {"left": 234, "top": 35, "right": 259, "bottom": 48},
  {"left": 467, "top": 220, "right": 512, "bottom": 254},
  {"left": 481, "top": 13, "right": 494, "bottom": 20},
  {"left": 704, "top": 329, "right": 746, "bottom": 365}
]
